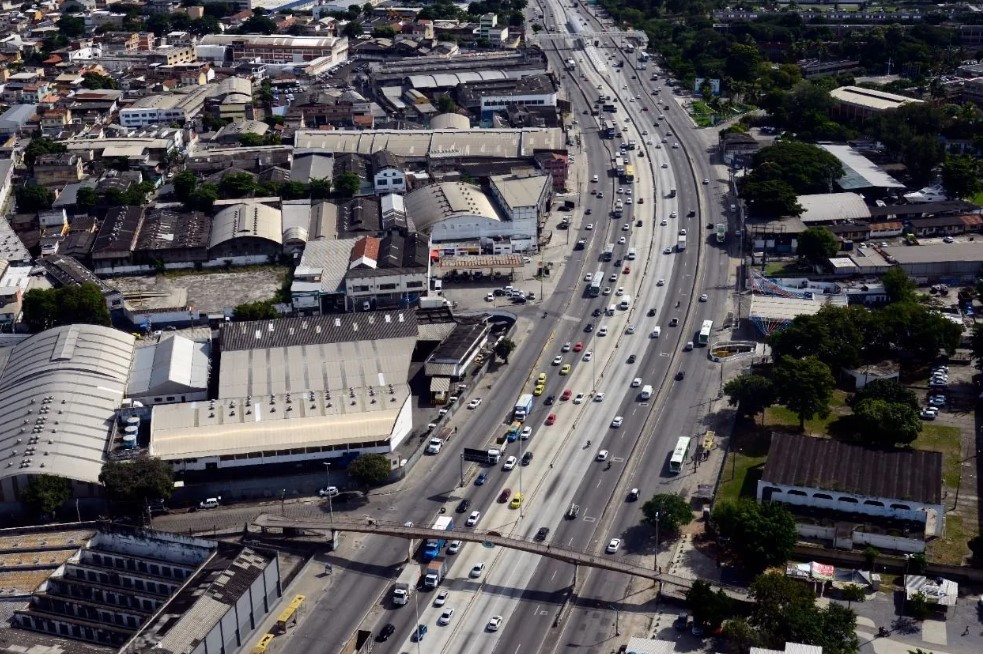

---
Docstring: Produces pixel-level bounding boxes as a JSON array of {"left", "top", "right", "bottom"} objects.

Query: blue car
[
  {"left": 413, "top": 624, "right": 427, "bottom": 642},
  {"left": 475, "top": 472, "right": 487, "bottom": 486}
]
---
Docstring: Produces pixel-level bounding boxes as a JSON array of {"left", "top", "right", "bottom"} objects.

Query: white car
[
  {"left": 626, "top": 325, "right": 635, "bottom": 334},
  {"left": 434, "top": 591, "right": 449, "bottom": 607},
  {"left": 660, "top": 219, "right": 668, "bottom": 226},
  {"left": 616, "top": 287, "right": 625, "bottom": 296},
  {"left": 618, "top": 236, "right": 627, "bottom": 244},
  {"left": 598, "top": 326, "right": 609, "bottom": 336},
  {"left": 593, "top": 392, "right": 605, "bottom": 402},
  {"left": 703, "top": 178, "right": 710, "bottom": 184},
  {"left": 426, "top": 438, "right": 443, "bottom": 454},
  {"left": 584, "top": 273, "right": 593, "bottom": 282},
  {"left": 468, "top": 398, "right": 482, "bottom": 409},
  {"left": 625, "top": 197, "right": 633, "bottom": 204},
  {"left": 503, "top": 455, "right": 518, "bottom": 470},
  {"left": 679, "top": 228, "right": 687, "bottom": 235},
  {"left": 603, "top": 287, "right": 612, "bottom": 296},
  {"left": 438, "top": 608, "right": 455, "bottom": 625},
  {"left": 622, "top": 223, "right": 630, "bottom": 231},
  {"left": 657, "top": 279, "right": 665, "bottom": 286},
  {"left": 447, "top": 540, "right": 462, "bottom": 554},
  {"left": 611, "top": 416, "right": 623, "bottom": 428},
  {"left": 670, "top": 211, "right": 678, "bottom": 218},
  {"left": 466, "top": 510, "right": 481, "bottom": 527},
  {"left": 561, "top": 342, "right": 571, "bottom": 352},
  {"left": 319, "top": 486, "right": 339, "bottom": 498},
  {"left": 597, "top": 449, "right": 610, "bottom": 461},
  {"left": 663, "top": 247, "right": 672, "bottom": 255},
  {"left": 585, "top": 223, "right": 594, "bottom": 230},
  {"left": 617, "top": 187, "right": 623, "bottom": 194},
  {"left": 470, "top": 563, "right": 485, "bottom": 578},
  {"left": 700, "top": 294, "right": 708, "bottom": 302},
  {"left": 552, "top": 355, "right": 563, "bottom": 365},
  {"left": 631, "top": 377, "right": 642, "bottom": 387},
  {"left": 487, "top": 616, "right": 503, "bottom": 632},
  {"left": 583, "top": 351, "right": 593, "bottom": 361},
  {"left": 520, "top": 426, "right": 532, "bottom": 439},
  {"left": 573, "top": 393, "right": 585, "bottom": 404},
  {"left": 606, "top": 538, "right": 622, "bottom": 554}
]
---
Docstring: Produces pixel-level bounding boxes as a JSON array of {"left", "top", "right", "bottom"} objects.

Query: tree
[
  {"left": 641, "top": 493, "right": 693, "bottom": 534},
  {"left": 853, "top": 379, "right": 918, "bottom": 411},
  {"left": 218, "top": 172, "right": 257, "bottom": 199},
  {"left": 173, "top": 170, "right": 198, "bottom": 202},
  {"left": 233, "top": 300, "right": 279, "bottom": 321},
  {"left": 57, "top": 14, "right": 86, "bottom": 37},
  {"left": 19, "top": 474, "right": 72, "bottom": 517},
  {"left": 22, "top": 283, "right": 111, "bottom": 332},
  {"left": 435, "top": 94, "right": 458, "bottom": 114},
  {"left": 862, "top": 546, "right": 879, "bottom": 570},
  {"left": 342, "top": 20, "right": 363, "bottom": 38},
  {"left": 310, "top": 177, "right": 332, "bottom": 199},
  {"left": 76, "top": 186, "right": 99, "bottom": 210},
  {"left": 372, "top": 24, "right": 396, "bottom": 38},
  {"left": 686, "top": 580, "right": 733, "bottom": 630},
  {"left": 188, "top": 184, "right": 218, "bottom": 212},
  {"left": 768, "top": 306, "right": 864, "bottom": 371},
  {"left": 16, "top": 183, "right": 54, "bottom": 212},
  {"left": 99, "top": 458, "right": 174, "bottom": 516},
  {"left": 741, "top": 177, "right": 802, "bottom": 218},
  {"left": 494, "top": 338, "right": 516, "bottom": 363},
  {"left": 239, "top": 13, "right": 277, "bottom": 34},
  {"left": 773, "top": 355, "right": 835, "bottom": 430},
  {"left": 279, "top": 180, "right": 309, "bottom": 200},
  {"left": 749, "top": 141, "right": 844, "bottom": 194},
  {"left": 81, "top": 72, "right": 118, "bottom": 90},
  {"left": 238, "top": 133, "right": 265, "bottom": 147},
  {"left": 713, "top": 500, "right": 797, "bottom": 572},
  {"left": 334, "top": 171, "right": 361, "bottom": 198},
  {"left": 882, "top": 267, "right": 917, "bottom": 304},
  {"left": 347, "top": 453, "right": 392, "bottom": 485},
  {"left": 721, "top": 618, "right": 759, "bottom": 653},
  {"left": 797, "top": 227, "right": 840, "bottom": 265},
  {"left": 852, "top": 398, "right": 921, "bottom": 446},
  {"left": 941, "top": 155, "right": 981, "bottom": 199},
  {"left": 24, "top": 137, "right": 67, "bottom": 169},
  {"left": 840, "top": 584, "right": 866, "bottom": 607},
  {"left": 724, "top": 374, "right": 776, "bottom": 421}
]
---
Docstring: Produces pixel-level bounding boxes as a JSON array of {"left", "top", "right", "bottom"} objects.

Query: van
[
  {"left": 618, "top": 296, "right": 631, "bottom": 310},
  {"left": 626, "top": 248, "right": 636, "bottom": 261},
  {"left": 650, "top": 326, "right": 661, "bottom": 338},
  {"left": 606, "top": 304, "right": 616, "bottom": 316},
  {"left": 198, "top": 497, "right": 220, "bottom": 510},
  {"left": 640, "top": 384, "right": 653, "bottom": 400}
]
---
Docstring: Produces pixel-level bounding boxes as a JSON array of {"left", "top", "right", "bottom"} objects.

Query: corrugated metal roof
[
  {"left": 128, "top": 335, "right": 209, "bottom": 397},
  {"left": 220, "top": 312, "right": 418, "bottom": 352},
  {"left": 210, "top": 202, "right": 282, "bottom": 249}
]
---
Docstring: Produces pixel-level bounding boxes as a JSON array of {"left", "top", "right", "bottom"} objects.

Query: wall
[{"left": 796, "top": 523, "right": 925, "bottom": 554}]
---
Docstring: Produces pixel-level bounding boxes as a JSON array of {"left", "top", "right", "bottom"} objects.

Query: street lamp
[
  {"left": 323, "top": 462, "right": 334, "bottom": 524},
  {"left": 654, "top": 511, "right": 660, "bottom": 576},
  {"left": 900, "top": 553, "right": 912, "bottom": 617}
]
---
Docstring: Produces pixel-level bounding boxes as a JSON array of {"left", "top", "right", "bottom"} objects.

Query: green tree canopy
[
  {"left": 81, "top": 72, "right": 118, "bottom": 90},
  {"left": 347, "top": 453, "right": 392, "bottom": 485},
  {"left": 852, "top": 398, "right": 922, "bottom": 446},
  {"left": 218, "top": 172, "right": 258, "bottom": 199},
  {"left": 797, "top": 227, "right": 840, "bottom": 265},
  {"left": 310, "top": 177, "right": 332, "bottom": 199},
  {"left": 713, "top": 500, "right": 797, "bottom": 572},
  {"left": 749, "top": 141, "right": 844, "bottom": 194},
  {"left": 22, "top": 283, "right": 111, "bottom": 332},
  {"left": 173, "top": 170, "right": 198, "bottom": 202},
  {"left": 724, "top": 374, "right": 776, "bottom": 420},
  {"left": 99, "top": 458, "right": 174, "bottom": 516},
  {"left": 941, "top": 154, "right": 982, "bottom": 199},
  {"left": 494, "top": 338, "right": 516, "bottom": 363},
  {"left": 686, "top": 580, "right": 733, "bottom": 630},
  {"left": 57, "top": 14, "right": 86, "bottom": 37},
  {"left": 233, "top": 300, "right": 279, "bottom": 321},
  {"left": 24, "top": 137, "right": 67, "bottom": 169},
  {"left": 15, "top": 183, "right": 55, "bottom": 212},
  {"left": 768, "top": 306, "right": 865, "bottom": 372},
  {"left": 853, "top": 379, "right": 918, "bottom": 411},
  {"left": 334, "top": 171, "right": 361, "bottom": 197},
  {"left": 238, "top": 133, "right": 265, "bottom": 147},
  {"left": 76, "top": 186, "right": 99, "bottom": 210},
  {"left": 773, "top": 355, "right": 835, "bottom": 429},
  {"left": 740, "top": 177, "right": 801, "bottom": 218},
  {"left": 881, "top": 267, "right": 917, "bottom": 304},
  {"left": 641, "top": 493, "right": 693, "bottom": 535},
  {"left": 188, "top": 184, "right": 218, "bottom": 212},
  {"left": 19, "top": 474, "right": 72, "bottom": 517}
]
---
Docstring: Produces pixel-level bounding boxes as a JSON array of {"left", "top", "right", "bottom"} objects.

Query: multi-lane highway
[{"left": 280, "top": 6, "right": 738, "bottom": 653}]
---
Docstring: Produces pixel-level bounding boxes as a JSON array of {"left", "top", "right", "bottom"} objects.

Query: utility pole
[
  {"left": 323, "top": 462, "right": 334, "bottom": 523},
  {"left": 459, "top": 453, "right": 465, "bottom": 488}
]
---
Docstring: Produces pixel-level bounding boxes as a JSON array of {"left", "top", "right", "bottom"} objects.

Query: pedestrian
[{"left": 964, "top": 626, "right": 970, "bottom": 636}]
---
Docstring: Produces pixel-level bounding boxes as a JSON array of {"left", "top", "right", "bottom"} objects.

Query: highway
[{"left": 279, "top": 5, "right": 739, "bottom": 652}]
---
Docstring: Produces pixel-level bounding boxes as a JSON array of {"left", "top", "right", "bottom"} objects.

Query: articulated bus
[
  {"left": 623, "top": 163, "right": 635, "bottom": 184},
  {"left": 698, "top": 320, "right": 713, "bottom": 346},
  {"left": 668, "top": 436, "right": 692, "bottom": 474},
  {"left": 588, "top": 270, "right": 604, "bottom": 297}
]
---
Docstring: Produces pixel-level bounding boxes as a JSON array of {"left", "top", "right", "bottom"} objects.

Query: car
[
  {"left": 520, "top": 426, "right": 532, "bottom": 439},
  {"left": 437, "top": 608, "right": 455, "bottom": 625},
  {"left": 598, "top": 192, "right": 604, "bottom": 198},
  {"left": 584, "top": 323, "right": 594, "bottom": 333},
  {"left": 611, "top": 416, "right": 623, "bottom": 428},
  {"left": 456, "top": 499, "right": 471, "bottom": 513},
  {"left": 670, "top": 211, "right": 678, "bottom": 218},
  {"left": 585, "top": 208, "right": 592, "bottom": 215},
  {"left": 602, "top": 287, "right": 612, "bottom": 296},
  {"left": 560, "top": 364, "right": 572, "bottom": 375},
  {"left": 669, "top": 317, "right": 679, "bottom": 326},
  {"left": 377, "top": 623, "right": 396, "bottom": 641},
  {"left": 928, "top": 395, "right": 946, "bottom": 407},
  {"left": 662, "top": 138, "right": 668, "bottom": 143},
  {"left": 487, "top": 616, "right": 503, "bottom": 631},
  {"left": 920, "top": 409, "right": 937, "bottom": 420},
  {"left": 699, "top": 294, "right": 708, "bottom": 302},
  {"left": 521, "top": 451, "right": 533, "bottom": 466},
  {"left": 673, "top": 142, "right": 680, "bottom": 148},
  {"left": 583, "top": 351, "right": 593, "bottom": 361},
  {"left": 618, "top": 236, "right": 627, "bottom": 245},
  {"left": 576, "top": 238, "right": 587, "bottom": 249},
  {"left": 319, "top": 486, "right": 339, "bottom": 498},
  {"left": 632, "top": 377, "right": 642, "bottom": 387},
  {"left": 503, "top": 456, "right": 517, "bottom": 470},
  {"left": 537, "top": 372, "right": 547, "bottom": 384},
  {"left": 616, "top": 287, "right": 625, "bottom": 296},
  {"left": 448, "top": 540, "right": 462, "bottom": 554},
  {"left": 676, "top": 370, "right": 686, "bottom": 380},
  {"left": 663, "top": 247, "right": 672, "bottom": 254},
  {"left": 685, "top": 341, "right": 694, "bottom": 351},
  {"left": 475, "top": 472, "right": 487, "bottom": 486},
  {"left": 606, "top": 538, "right": 622, "bottom": 553},
  {"left": 573, "top": 341, "right": 584, "bottom": 352},
  {"left": 594, "top": 392, "right": 605, "bottom": 402},
  {"left": 626, "top": 325, "right": 636, "bottom": 334},
  {"left": 598, "top": 326, "right": 609, "bottom": 336},
  {"left": 552, "top": 355, "right": 563, "bottom": 366},
  {"left": 544, "top": 394, "right": 556, "bottom": 405},
  {"left": 625, "top": 197, "right": 633, "bottom": 204},
  {"left": 617, "top": 187, "right": 623, "bottom": 194},
  {"left": 660, "top": 219, "right": 668, "bottom": 226},
  {"left": 679, "top": 228, "right": 687, "bottom": 236},
  {"left": 656, "top": 278, "right": 665, "bottom": 286},
  {"left": 533, "top": 383, "right": 545, "bottom": 396},
  {"left": 627, "top": 488, "right": 640, "bottom": 501},
  {"left": 572, "top": 392, "right": 586, "bottom": 404},
  {"left": 648, "top": 308, "right": 657, "bottom": 316},
  {"left": 510, "top": 493, "right": 523, "bottom": 508},
  {"left": 627, "top": 354, "right": 637, "bottom": 363},
  {"left": 597, "top": 449, "right": 610, "bottom": 460},
  {"left": 585, "top": 223, "right": 594, "bottom": 230},
  {"left": 623, "top": 265, "right": 631, "bottom": 274},
  {"left": 609, "top": 273, "right": 618, "bottom": 282},
  {"left": 703, "top": 178, "right": 710, "bottom": 184},
  {"left": 498, "top": 489, "right": 512, "bottom": 504},
  {"left": 688, "top": 209, "right": 696, "bottom": 217},
  {"left": 485, "top": 293, "right": 494, "bottom": 302},
  {"left": 561, "top": 342, "right": 571, "bottom": 352},
  {"left": 468, "top": 398, "right": 482, "bottom": 409},
  {"left": 466, "top": 510, "right": 483, "bottom": 527},
  {"left": 413, "top": 624, "right": 428, "bottom": 642},
  {"left": 434, "top": 591, "right": 449, "bottom": 607},
  {"left": 545, "top": 413, "right": 557, "bottom": 425},
  {"left": 661, "top": 162, "right": 668, "bottom": 168},
  {"left": 622, "top": 223, "right": 630, "bottom": 231},
  {"left": 560, "top": 389, "right": 572, "bottom": 401},
  {"left": 470, "top": 563, "right": 485, "bottom": 578},
  {"left": 535, "top": 527, "right": 550, "bottom": 542}
]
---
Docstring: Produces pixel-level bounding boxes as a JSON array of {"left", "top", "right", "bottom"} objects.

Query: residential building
[
  {"left": 33, "top": 153, "right": 85, "bottom": 187},
  {"left": 196, "top": 34, "right": 348, "bottom": 65},
  {"left": 0, "top": 104, "right": 37, "bottom": 136},
  {"left": 456, "top": 74, "right": 558, "bottom": 116},
  {"left": 372, "top": 149, "right": 406, "bottom": 194},
  {"left": 119, "top": 85, "right": 213, "bottom": 127}
]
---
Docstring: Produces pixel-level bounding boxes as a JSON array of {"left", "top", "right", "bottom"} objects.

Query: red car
[
  {"left": 498, "top": 488, "right": 512, "bottom": 503},
  {"left": 623, "top": 266, "right": 631, "bottom": 274},
  {"left": 573, "top": 341, "right": 584, "bottom": 352},
  {"left": 545, "top": 414, "right": 557, "bottom": 426},
  {"left": 560, "top": 389, "right": 572, "bottom": 401}
]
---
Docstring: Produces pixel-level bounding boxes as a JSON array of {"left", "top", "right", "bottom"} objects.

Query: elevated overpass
[
  {"left": 527, "top": 30, "right": 648, "bottom": 48},
  {"left": 254, "top": 514, "right": 745, "bottom": 598}
]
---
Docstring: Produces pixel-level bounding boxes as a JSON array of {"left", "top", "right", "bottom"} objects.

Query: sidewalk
[{"left": 240, "top": 552, "right": 321, "bottom": 654}]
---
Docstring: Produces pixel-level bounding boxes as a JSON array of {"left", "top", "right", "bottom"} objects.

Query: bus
[
  {"left": 588, "top": 269, "right": 603, "bottom": 297},
  {"left": 602, "top": 243, "right": 614, "bottom": 261},
  {"left": 698, "top": 320, "right": 713, "bottom": 346},
  {"left": 602, "top": 102, "right": 617, "bottom": 113},
  {"left": 669, "top": 436, "right": 691, "bottom": 474},
  {"left": 623, "top": 163, "right": 635, "bottom": 184},
  {"left": 600, "top": 119, "right": 615, "bottom": 139},
  {"left": 615, "top": 157, "right": 625, "bottom": 177},
  {"left": 715, "top": 223, "right": 726, "bottom": 243}
]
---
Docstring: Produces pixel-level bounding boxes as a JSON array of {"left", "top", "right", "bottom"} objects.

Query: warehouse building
[{"left": 881, "top": 242, "right": 983, "bottom": 281}]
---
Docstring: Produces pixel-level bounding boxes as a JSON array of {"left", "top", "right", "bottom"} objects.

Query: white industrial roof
[
  {"left": 819, "top": 144, "right": 904, "bottom": 190},
  {"left": 293, "top": 127, "right": 564, "bottom": 159},
  {"left": 797, "top": 192, "right": 871, "bottom": 223},
  {"left": 491, "top": 174, "right": 549, "bottom": 210},
  {"left": 404, "top": 182, "right": 499, "bottom": 232},
  {"left": 830, "top": 85, "right": 923, "bottom": 112},
  {"left": 209, "top": 202, "right": 283, "bottom": 249},
  {"left": 127, "top": 335, "right": 209, "bottom": 398},
  {"left": 429, "top": 113, "right": 470, "bottom": 129},
  {"left": 750, "top": 294, "right": 848, "bottom": 321},
  {"left": 0, "top": 325, "right": 135, "bottom": 484}
]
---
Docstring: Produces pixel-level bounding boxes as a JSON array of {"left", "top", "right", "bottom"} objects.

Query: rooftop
[
  {"left": 763, "top": 433, "right": 942, "bottom": 505},
  {"left": 819, "top": 144, "right": 904, "bottom": 190},
  {"left": 135, "top": 208, "right": 211, "bottom": 252},
  {"left": 797, "top": 192, "right": 871, "bottom": 223},
  {"left": 882, "top": 241, "right": 983, "bottom": 265},
  {"left": 830, "top": 85, "right": 924, "bottom": 112},
  {"left": 490, "top": 173, "right": 549, "bottom": 210},
  {"left": 404, "top": 182, "right": 499, "bottom": 233},
  {"left": 220, "top": 311, "right": 419, "bottom": 352}
]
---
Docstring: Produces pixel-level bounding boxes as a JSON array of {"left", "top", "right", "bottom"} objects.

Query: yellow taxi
[
  {"left": 559, "top": 364, "right": 572, "bottom": 375},
  {"left": 533, "top": 384, "right": 545, "bottom": 396},
  {"left": 537, "top": 372, "right": 547, "bottom": 385},
  {"left": 509, "top": 493, "right": 523, "bottom": 509}
]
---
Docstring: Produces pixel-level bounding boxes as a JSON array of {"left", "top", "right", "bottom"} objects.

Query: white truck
[
  {"left": 392, "top": 582, "right": 410, "bottom": 605},
  {"left": 640, "top": 384, "right": 653, "bottom": 400},
  {"left": 677, "top": 235, "right": 687, "bottom": 251}
]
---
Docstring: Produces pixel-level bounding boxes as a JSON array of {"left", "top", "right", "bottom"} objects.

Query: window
[
  {"left": 813, "top": 493, "right": 832, "bottom": 500},
  {"left": 787, "top": 489, "right": 807, "bottom": 496},
  {"left": 890, "top": 503, "right": 910, "bottom": 510},
  {"left": 379, "top": 283, "right": 396, "bottom": 290},
  {"left": 838, "top": 496, "right": 859, "bottom": 504},
  {"left": 863, "top": 500, "right": 884, "bottom": 507}
]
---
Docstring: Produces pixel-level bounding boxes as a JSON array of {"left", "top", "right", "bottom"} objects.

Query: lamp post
[
  {"left": 281, "top": 489, "right": 286, "bottom": 516},
  {"left": 900, "top": 553, "right": 912, "bottom": 617},
  {"left": 654, "top": 511, "right": 660, "bottom": 575},
  {"left": 323, "top": 462, "right": 334, "bottom": 524},
  {"left": 459, "top": 453, "right": 465, "bottom": 488}
]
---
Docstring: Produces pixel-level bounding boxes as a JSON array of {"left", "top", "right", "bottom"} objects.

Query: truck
[
  {"left": 602, "top": 243, "right": 615, "bottom": 261},
  {"left": 423, "top": 557, "right": 449, "bottom": 589},
  {"left": 514, "top": 394, "right": 534, "bottom": 421},
  {"left": 677, "top": 235, "right": 687, "bottom": 251},
  {"left": 422, "top": 516, "right": 454, "bottom": 561},
  {"left": 506, "top": 421, "right": 522, "bottom": 441},
  {"left": 669, "top": 187, "right": 677, "bottom": 198},
  {"left": 640, "top": 384, "right": 653, "bottom": 400},
  {"left": 564, "top": 58, "right": 576, "bottom": 71},
  {"left": 462, "top": 447, "right": 502, "bottom": 464},
  {"left": 392, "top": 583, "right": 410, "bottom": 605},
  {"left": 627, "top": 139, "right": 637, "bottom": 150}
]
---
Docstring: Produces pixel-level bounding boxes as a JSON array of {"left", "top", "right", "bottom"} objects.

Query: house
[
  {"left": 33, "top": 153, "right": 85, "bottom": 187},
  {"left": 0, "top": 104, "right": 37, "bottom": 136},
  {"left": 372, "top": 149, "right": 406, "bottom": 194}
]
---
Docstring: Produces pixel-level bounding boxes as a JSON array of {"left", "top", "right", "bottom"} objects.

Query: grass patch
[
  {"left": 690, "top": 101, "right": 714, "bottom": 128},
  {"left": 928, "top": 513, "right": 971, "bottom": 566},
  {"left": 913, "top": 423, "right": 961, "bottom": 488},
  {"left": 764, "top": 390, "right": 850, "bottom": 436},
  {"left": 717, "top": 423, "right": 772, "bottom": 504},
  {"left": 969, "top": 191, "right": 983, "bottom": 206}
]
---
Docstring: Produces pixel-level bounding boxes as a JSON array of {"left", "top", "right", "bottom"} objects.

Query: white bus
[
  {"left": 668, "top": 436, "right": 692, "bottom": 474},
  {"left": 698, "top": 320, "right": 713, "bottom": 346}
]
